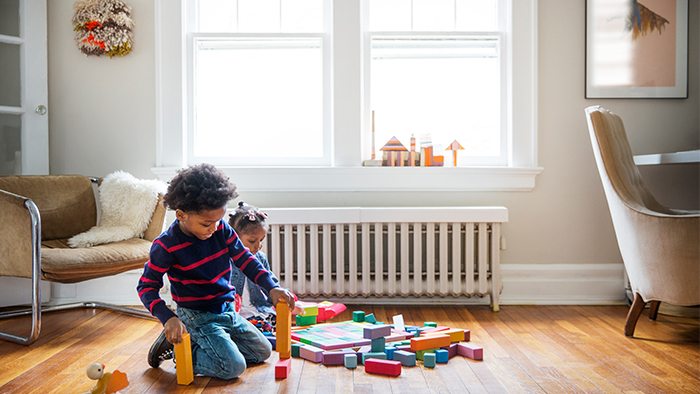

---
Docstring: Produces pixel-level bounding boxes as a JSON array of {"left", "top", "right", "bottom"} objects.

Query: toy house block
[
  {"left": 353, "top": 311, "right": 365, "bottom": 322},
  {"left": 291, "top": 343, "right": 301, "bottom": 358},
  {"left": 441, "top": 343, "right": 458, "bottom": 359},
  {"left": 410, "top": 334, "right": 451, "bottom": 351},
  {"left": 434, "top": 349, "right": 449, "bottom": 363},
  {"left": 296, "top": 302, "right": 319, "bottom": 316},
  {"left": 393, "top": 350, "right": 416, "bottom": 367},
  {"left": 457, "top": 343, "right": 483, "bottom": 360},
  {"left": 275, "top": 357, "right": 291, "bottom": 379},
  {"left": 423, "top": 353, "right": 436, "bottom": 368},
  {"left": 296, "top": 314, "right": 317, "bottom": 326},
  {"left": 364, "top": 313, "right": 377, "bottom": 324},
  {"left": 424, "top": 322, "right": 438, "bottom": 328},
  {"left": 416, "top": 348, "right": 437, "bottom": 361},
  {"left": 364, "top": 324, "right": 392, "bottom": 339},
  {"left": 174, "top": 333, "right": 194, "bottom": 386},
  {"left": 365, "top": 359, "right": 402, "bottom": 377},
  {"left": 385, "top": 346, "right": 396, "bottom": 360},
  {"left": 362, "top": 352, "right": 387, "bottom": 364},
  {"left": 344, "top": 353, "right": 358, "bottom": 369},
  {"left": 299, "top": 345, "right": 324, "bottom": 363},
  {"left": 323, "top": 349, "right": 355, "bottom": 366},
  {"left": 371, "top": 337, "right": 385, "bottom": 353},
  {"left": 276, "top": 302, "right": 292, "bottom": 359},
  {"left": 266, "top": 335, "right": 277, "bottom": 350},
  {"left": 423, "top": 328, "right": 465, "bottom": 343},
  {"left": 317, "top": 302, "right": 346, "bottom": 321}
]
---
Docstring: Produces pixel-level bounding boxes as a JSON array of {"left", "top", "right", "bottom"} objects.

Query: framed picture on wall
[{"left": 585, "top": 0, "right": 688, "bottom": 98}]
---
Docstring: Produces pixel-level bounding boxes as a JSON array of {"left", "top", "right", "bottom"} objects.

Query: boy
[{"left": 137, "top": 164, "right": 295, "bottom": 380}]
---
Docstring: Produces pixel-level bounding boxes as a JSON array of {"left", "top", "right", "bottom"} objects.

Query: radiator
[{"left": 263, "top": 207, "right": 508, "bottom": 311}]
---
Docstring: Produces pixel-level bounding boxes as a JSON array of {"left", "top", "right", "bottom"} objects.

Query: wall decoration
[
  {"left": 585, "top": 0, "right": 688, "bottom": 98},
  {"left": 72, "top": 0, "right": 134, "bottom": 58}
]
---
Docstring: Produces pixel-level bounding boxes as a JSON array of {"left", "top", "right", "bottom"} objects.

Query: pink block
[
  {"left": 464, "top": 329, "right": 470, "bottom": 342},
  {"left": 365, "top": 358, "right": 402, "bottom": 376},
  {"left": 321, "top": 341, "right": 357, "bottom": 351},
  {"left": 457, "top": 343, "right": 483, "bottom": 360},
  {"left": 421, "top": 326, "right": 450, "bottom": 335},
  {"left": 299, "top": 345, "right": 324, "bottom": 363},
  {"left": 275, "top": 358, "right": 291, "bottom": 379}
]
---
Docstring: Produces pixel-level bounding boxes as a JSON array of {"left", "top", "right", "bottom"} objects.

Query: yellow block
[
  {"left": 410, "top": 334, "right": 450, "bottom": 351},
  {"left": 422, "top": 328, "right": 465, "bottom": 343},
  {"left": 174, "top": 333, "right": 194, "bottom": 385},
  {"left": 277, "top": 302, "right": 292, "bottom": 359}
]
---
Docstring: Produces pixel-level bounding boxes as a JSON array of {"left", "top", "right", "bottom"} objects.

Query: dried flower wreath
[{"left": 72, "top": 0, "right": 134, "bottom": 58}]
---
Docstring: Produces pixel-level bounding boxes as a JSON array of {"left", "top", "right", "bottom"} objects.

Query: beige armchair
[
  {"left": 0, "top": 175, "right": 165, "bottom": 345},
  {"left": 585, "top": 105, "right": 699, "bottom": 337}
]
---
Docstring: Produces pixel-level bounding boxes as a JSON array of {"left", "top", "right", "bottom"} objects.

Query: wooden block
[
  {"left": 295, "top": 314, "right": 317, "bottom": 326},
  {"left": 291, "top": 343, "right": 301, "bottom": 358},
  {"left": 424, "top": 322, "right": 437, "bottom": 328},
  {"left": 174, "top": 333, "right": 194, "bottom": 386},
  {"left": 435, "top": 349, "right": 449, "bottom": 363},
  {"left": 299, "top": 345, "right": 324, "bottom": 363},
  {"left": 371, "top": 337, "right": 385, "bottom": 353},
  {"left": 416, "top": 348, "right": 437, "bottom": 361},
  {"left": 464, "top": 329, "right": 471, "bottom": 342},
  {"left": 441, "top": 343, "right": 458, "bottom": 359},
  {"left": 420, "top": 326, "right": 450, "bottom": 335},
  {"left": 322, "top": 349, "right": 354, "bottom": 366},
  {"left": 266, "top": 335, "right": 276, "bottom": 350},
  {"left": 363, "top": 324, "right": 392, "bottom": 339},
  {"left": 393, "top": 350, "right": 416, "bottom": 367},
  {"left": 353, "top": 311, "right": 365, "bottom": 322},
  {"left": 457, "top": 343, "right": 483, "bottom": 360},
  {"left": 385, "top": 346, "right": 396, "bottom": 360},
  {"left": 344, "top": 354, "right": 357, "bottom": 369},
  {"left": 410, "top": 334, "right": 451, "bottom": 351},
  {"left": 423, "top": 353, "right": 436, "bottom": 368},
  {"left": 275, "top": 358, "right": 291, "bottom": 379},
  {"left": 277, "top": 302, "right": 292, "bottom": 358},
  {"left": 364, "top": 313, "right": 377, "bottom": 324},
  {"left": 362, "top": 352, "right": 386, "bottom": 364},
  {"left": 423, "top": 328, "right": 465, "bottom": 343},
  {"left": 365, "top": 358, "right": 402, "bottom": 376},
  {"left": 295, "top": 301, "right": 319, "bottom": 316}
]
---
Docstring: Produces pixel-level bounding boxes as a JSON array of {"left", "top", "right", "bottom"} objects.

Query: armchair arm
[
  {"left": 143, "top": 195, "right": 166, "bottom": 242},
  {"left": 0, "top": 189, "right": 42, "bottom": 279}
]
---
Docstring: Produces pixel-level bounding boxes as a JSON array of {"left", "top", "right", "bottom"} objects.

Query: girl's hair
[
  {"left": 228, "top": 201, "right": 268, "bottom": 234},
  {"left": 163, "top": 163, "right": 238, "bottom": 213}
]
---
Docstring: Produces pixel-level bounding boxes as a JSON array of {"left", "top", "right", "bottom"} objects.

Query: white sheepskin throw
[{"left": 68, "top": 171, "right": 167, "bottom": 248}]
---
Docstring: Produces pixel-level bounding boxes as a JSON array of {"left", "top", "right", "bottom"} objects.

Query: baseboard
[
  {"left": 0, "top": 277, "right": 51, "bottom": 307},
  {"left": 39, "top": 263, "right": 627, "bottom": 308}
]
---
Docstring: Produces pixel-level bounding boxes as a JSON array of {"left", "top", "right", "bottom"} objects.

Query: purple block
[
  {"left": 363, "top": 324, "right": 392, "bottom": 339},
  {"left": 441, "top": 343, "right": 458, "bottom": 359},
  {"left": 396, "top": 345, "right": 413, "bottom": 352},
  {"left": 299, "top": 345, "right": 324, "bottom": 363},
  {"left": 323, "top": 349, "right": 356, "bottom": 366},
  {"left": 355, "top": 345, "right": 371, "bottom": 358},
  {"left": 266, "top": 336, "right": 277, "bottom": 350},
  {"left": 457, "top": 343, "right": 483, "bottom": 360}
]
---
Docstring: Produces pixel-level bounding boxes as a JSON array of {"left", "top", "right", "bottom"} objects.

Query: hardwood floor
[{"left": 0, "top": 304, "right": 697, "bottom": 393}]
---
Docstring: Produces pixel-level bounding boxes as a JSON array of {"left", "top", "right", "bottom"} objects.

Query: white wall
[{"left": 44, "top": 0, "right": 699, "bottom": 305}]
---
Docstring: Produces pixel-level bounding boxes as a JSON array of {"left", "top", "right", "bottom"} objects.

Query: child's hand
[
  {"left": 270, "top": 287, "right": 296, "bottom": 312},
  {"left": 164, "top": 316, "right": 187, "bottom": 345}
]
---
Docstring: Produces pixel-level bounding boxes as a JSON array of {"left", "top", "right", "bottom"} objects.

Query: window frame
[{"left": 154, "top": 0, "right": 541, "bottom": 192}]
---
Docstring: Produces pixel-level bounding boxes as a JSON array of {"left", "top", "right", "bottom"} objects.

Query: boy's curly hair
[{"left": 163, "top": 163, "right": 238, "bottom": 212}]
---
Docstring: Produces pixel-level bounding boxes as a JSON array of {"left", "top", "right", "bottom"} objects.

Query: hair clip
[
  {"left": 259, "top": 211, "right": 268, "bottom": 219},
  {"left": 247, "top": 210, "right": 256, "bottom": 221}
]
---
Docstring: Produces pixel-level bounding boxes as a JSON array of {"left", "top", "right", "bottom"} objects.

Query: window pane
[
  {"left": 194, "top": 39, "right": 323, "bottom": 159},
  {"left": 413, "top": 0, "right": 454, "bottom": 31},
  {"left": 0, "top": 0, "right": 20, "bottom": 37},
  {"left": 371, "top": 39, "right": 500, "bottom": 162},
  {"left": 198, "top": 0, "right": 237, "bottom": 32},
  {"left": 0, "top": 43, "right": 21, "bottom": 107},
  {"left": 0, "top": 114, "right": 21, "bottom": 175},
  {"left": 238, "top": 0, "right": 280, "bottom": 32},
  {"left": 370, "top": 0, "right": 411, "bottom": 31},
  {"left": 281, "top": 0, "right": 323, "bottom": 32},
  {"left": 456, "top": 0, "right": 498, "bottom": 31}
]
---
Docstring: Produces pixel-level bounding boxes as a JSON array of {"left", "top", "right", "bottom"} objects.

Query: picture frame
[{"left": 585, "top": 0, "right": 688, "bottom": 98}]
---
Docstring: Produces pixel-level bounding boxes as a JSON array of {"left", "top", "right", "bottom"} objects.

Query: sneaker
[{"left": 148, "top": 330, "right": 174, "bottom": 368}]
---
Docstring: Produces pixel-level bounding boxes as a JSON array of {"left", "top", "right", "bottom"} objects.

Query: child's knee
[{"left": 218, "top": 360, "right": 247, "bottom": 380}]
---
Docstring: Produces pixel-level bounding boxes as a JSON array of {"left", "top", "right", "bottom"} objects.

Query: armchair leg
[
  {"left": 648, "top": 301, "right": 660, "bottom": 321},
  {"left": 625, "top": 293, "right": 646, "bottom": 337}
]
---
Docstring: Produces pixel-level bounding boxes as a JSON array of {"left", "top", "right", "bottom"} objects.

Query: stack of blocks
[
  {"left": 275, "top": 302, "right": 292, "bottom": 379},
  {"left": 281, "top": 309, "right": 484, "bottom": 379}
]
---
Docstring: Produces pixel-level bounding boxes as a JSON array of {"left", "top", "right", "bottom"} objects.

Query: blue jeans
[{"left": 177, "top": 302, "right": 272, "bottom": 380}]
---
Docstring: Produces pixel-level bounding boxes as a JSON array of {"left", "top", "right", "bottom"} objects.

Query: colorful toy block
[
  {"left": 422, "top": 328, "right": 465, "bottom": 343},
  {"left": 276, "top": 302, "right": 291, "bottom": 359},
  {"left": 299, "top": 345, "right": 324, "bottom": 363},
  {"left": 317, "top": 301, "right": 346, "bottom": 322},
  {"left": 424, "top": 322, "right": 438, "bottom": 328},
  {"left": 295, "top": 314, "right": 317, "bottom": 326},
  {"left": 410, "top": 334, "right": 450, "bottom": 351},
  {"left": 385, "top": 346, "right": 396, "bottom": 360},
  {"left": 423, "top": 353, "right": 436, "bottom": 368},
  {"left": 344, "top": 354, "right": 357, "bottom": 369},
  {"left": 295, "top": 301, "right": 319, "bottom": 316},
  {"left": 353, "top": 311, "right": 365, "bottom": 322},
  {"left": 365, "top": 359, "right": 402, "bottom": 376},
  {"left": 289, "top": 320, "right": 413, "bottom": 350},
  {"left": 464, "top": 329, "right": 471, "bottom": 342},
  {"left": 174, "top": 333, "right": 194, "bottom": 386},
  {"left": 371, "top": 337, "right": 385, "bottom": 353},
  {"left": 275, "top": 358, "right": 291, "bottom": 379},
  {"left": 457, "top": 343, "right": 483, "bottom": 360},
  {"left": 291, "top": 343, "right": 301, "bottom": 358},
  {"left": 364, "top": 313, "right": 377, "bottom": 324},
  {"left": 441, "top": 343, "right": 458, "bottom": 359},
  {"left": 416, "top": 348, "right": 437, "bottom": 361},
  {"left": 266, "top": 335, "right": 277, "bottom": 350},
  {"left": 392, "top": 314, "right": 406, "bottom": 332},
  {"left": 421, "top": 326, "right": 449, "bottom": 335},
  {"left": 434, "top": 349, "right": 449, "bottom": 363},
  {"left": 393, "top": 350, "right": 416, "bottom": 367},
  {"left": 322, "top": 349, "right": 355, "bottom": 366},
  {"left": 362, "top": 352, "right": 387, "bottom": 364},
  {"left": 364, "top": 324, "right": 392, "bottom": 339}
]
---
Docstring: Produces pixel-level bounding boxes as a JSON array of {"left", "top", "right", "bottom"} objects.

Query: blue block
[
  {"left": 393, "top": 350, "right": 416, "bottom": 367},
  {"left": 364, "top": 313, "right": 377, "bottom": 324},
  {"left": 435, "top": 349, "right": 449, "bottom": 363},
  {"left": 385, "top": 346, "right": 396, "bottom": 360},
  {"left": 344, "top": 354, "right": 357, "bottom": 369},
  {"left": 423, "top": 353, "right": 436, "bottom": 368},
  {"left": 371, "top": 337, "right": 385, "bottom": 353}
]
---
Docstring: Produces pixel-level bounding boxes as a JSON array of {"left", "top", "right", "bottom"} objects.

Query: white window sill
[{"left": 151, "top": 166, "right": 543, "bottom": 192}]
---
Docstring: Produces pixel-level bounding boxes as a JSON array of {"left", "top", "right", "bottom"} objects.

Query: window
[{"left": 155, "top": 0, "right": 540, "bottom": 191}]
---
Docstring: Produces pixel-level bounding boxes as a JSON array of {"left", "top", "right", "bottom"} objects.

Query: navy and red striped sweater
[{"left": 137, "top": 219, "right": 278, "bottom": 325}]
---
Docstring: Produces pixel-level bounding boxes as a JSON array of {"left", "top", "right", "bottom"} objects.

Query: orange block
[
  {"left": 422, "top": 328, "right": 465, "bottom": 343},
  {"left": 174, "top": 333, "right": 194, "bottom": 385},
  {"left": 410, "top": 334, "right": 450, "bottom": 351},
  {"left": 277, "top": 302, "right": 292, "bottom": 359}
]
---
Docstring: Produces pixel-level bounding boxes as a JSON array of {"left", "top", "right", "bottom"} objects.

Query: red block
[
  {"left": 364, "top": 358, "right": 402, "bottom": 377},
  {"left": 275, "top": 358, "right": 291, "bottom": 379},
  {"left": 457, "top": 343, "right": 483, "bottom": 360}
]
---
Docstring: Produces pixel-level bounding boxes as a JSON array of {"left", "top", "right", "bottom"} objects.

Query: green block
[
  {"left": 296, "top": 314, "right": 317, "bottom": 326},
  {"left": 423, "top": 353, "right": 436, "bottom": 368},
  {"left": 353, "top": 311, "right": 365, "bottom": 322},
  {"left": 364, "top": 313, "right": 377, "bottom": 324},
  {"left": 424, "top": 322, "right": 437, "bottom": 328},
  {"left": 371, "top": 337, "right": 385, "bottom": 353},
  {"left": 416, "top": 348, "right": 437, "bottom": 361},
  {"left": 362, "top": 352, "right": 387, "bottom": 364},
  {"left": 291, "top": 343, "right": 301, "bottom": 357}
]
